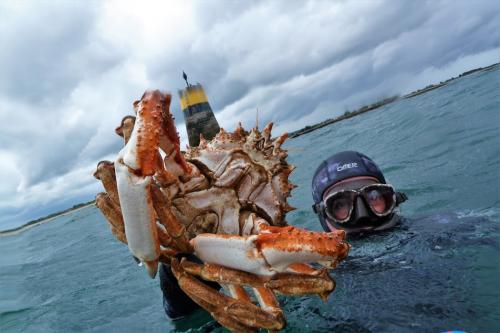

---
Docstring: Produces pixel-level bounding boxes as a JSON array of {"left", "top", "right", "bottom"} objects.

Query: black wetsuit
[{"left": 159, "top": 256, "right": 220, "bottom": 320}]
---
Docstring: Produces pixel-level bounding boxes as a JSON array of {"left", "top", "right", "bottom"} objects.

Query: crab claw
[
  {"left": 115, "top": 90, "right": 175, "bottom": 278},
  {"left": 120, "top": 90, "right": 168, "bottom": 176},
  {"left": 115, "top": 160, "right": 159, "bottom": 278},
  {"left": 191, "top": 226, "right": 349, "bottom": 276}
]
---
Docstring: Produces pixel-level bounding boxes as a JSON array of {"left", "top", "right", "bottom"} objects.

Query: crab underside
[{"left": 94, "top": 90, "right": 350, "bottom": 332}]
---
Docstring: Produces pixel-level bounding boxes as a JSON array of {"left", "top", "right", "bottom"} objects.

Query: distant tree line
[
  {"left": 404, "top": 62, "right": 499, "bottom": 98},
  {"left": 289, "top": 95, "right": 399, "bottom": 138},
  {"left": 0, "top": 200, "right": 95, "bottom": 234},
  {"left": 289, "top": 62, "right": 499, "bottom": 138}
]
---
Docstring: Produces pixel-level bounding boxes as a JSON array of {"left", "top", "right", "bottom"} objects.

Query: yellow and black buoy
[{"left": 179, "top": 72, "right": 220, "bottom": 147}]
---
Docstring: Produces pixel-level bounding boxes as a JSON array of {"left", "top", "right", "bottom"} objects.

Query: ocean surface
[{"left": 1, "top": 66, "right": 499, "bottom": 333}]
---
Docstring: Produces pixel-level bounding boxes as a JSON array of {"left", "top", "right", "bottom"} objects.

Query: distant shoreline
[
  {"left": 288, "top": 62, "right": 499, "bottom": 138},
  {"left": 2, "top": 62, "right": 498, "bottom": 236},
  {"left": 0, "top": 202, "right": 95, "bottom": 237}
]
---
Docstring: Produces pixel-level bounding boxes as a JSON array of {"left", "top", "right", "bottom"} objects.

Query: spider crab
[{"left": 94, "top": 90, "right": 350, "bottom": 332}]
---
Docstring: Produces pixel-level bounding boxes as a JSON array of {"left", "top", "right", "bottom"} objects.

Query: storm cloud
[{"left": 1, "top": 0, "right": 499, "bottom": 229}]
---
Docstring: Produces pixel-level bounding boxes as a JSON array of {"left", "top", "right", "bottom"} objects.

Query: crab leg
[
  {"left": 95, "top": 192, "right": 127, "bottom": 244},
  {"left": 115, "top": 115, "right": 136, "bottom": 144},
  {"left": 180, "top": 259, "right": 335, "bottom": 298},
  {"left": 252, "top": 287, "right": 284, "bottom": 324},
  {"left": 226, "top": 284, "right": 253, "bottom": 303},
  {"left": 94, "top": 161, "right": 120, "bottom": 206},
  {"left": 224, "top": 280, "right": 285, "bottom": 330},
  {"left": 265, "top": 269, "right": 334, "bottom": 301},
  {"left": 150, "top": 184, "right": 193, "bottom": 253},
  {"left": 171, "top": 258, "right": 285, "bottom": 332}
]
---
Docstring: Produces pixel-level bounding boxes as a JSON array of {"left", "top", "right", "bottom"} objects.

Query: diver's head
[{"left": 311, "top": 151, "right": 407, "bottom": 235}]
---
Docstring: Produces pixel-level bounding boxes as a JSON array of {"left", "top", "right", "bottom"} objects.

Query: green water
[{"left": 0, "top": 66, "right": 499, "bottom": 332}]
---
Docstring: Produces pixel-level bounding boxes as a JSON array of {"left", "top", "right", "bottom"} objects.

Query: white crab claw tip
[
  {"left": 144, "top": 260, "right": 158, "bottom": 278},
  {"left": 318, "top": 260, "right": 336, "bottom": 269}
]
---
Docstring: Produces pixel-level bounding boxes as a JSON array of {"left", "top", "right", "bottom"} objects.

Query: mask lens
[
  {"left": 325, "top": 192, "right": 354, "bottom": 222},
  {"left": 363, "top": 186, "right": 395, "bottom": 215}
]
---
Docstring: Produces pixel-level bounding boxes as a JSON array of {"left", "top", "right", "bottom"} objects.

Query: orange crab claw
[{"left": 191, "top": 225, "right": 350, "bottom": 276}]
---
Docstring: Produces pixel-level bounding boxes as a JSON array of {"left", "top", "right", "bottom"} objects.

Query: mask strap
[
  {"left": 396, "top": 192, "right": 408, "bottom": 205},
  {"left": 312, "top": 203, "right": 323, "bottom": 215}
]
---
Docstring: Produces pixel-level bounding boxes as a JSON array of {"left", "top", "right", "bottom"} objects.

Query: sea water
[{"left": 1, "top": 66, "right": 499, "bottom": 333}]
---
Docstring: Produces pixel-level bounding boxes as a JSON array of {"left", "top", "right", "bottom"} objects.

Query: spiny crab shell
[
  {"left": 174, "top": 122, "right": 293, "bottom": 236},
  {"left": 94, "top": 90, "right": 350, "bottom": 332}
]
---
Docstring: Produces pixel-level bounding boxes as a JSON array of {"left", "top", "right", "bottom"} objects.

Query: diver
[{"left": 312, "top": 150, "right": 407, "bottom": 235}]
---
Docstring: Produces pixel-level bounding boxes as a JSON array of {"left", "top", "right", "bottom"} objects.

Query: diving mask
[{"left": 314, "top": 183, "right": 407, "bottom": 225}]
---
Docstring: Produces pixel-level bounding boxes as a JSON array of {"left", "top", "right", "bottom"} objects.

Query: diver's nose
[{"left": 353, "top": 196, "right": 370, "bottom": 221}]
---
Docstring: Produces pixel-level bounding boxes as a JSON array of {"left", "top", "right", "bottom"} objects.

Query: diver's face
[{"left": 321, "top": 176, "right": 390, "bottom": 232}]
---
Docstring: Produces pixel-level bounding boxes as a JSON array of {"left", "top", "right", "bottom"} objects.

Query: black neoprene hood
[{"left": 311, "top": 151, "right": 386, "bottom": 204}]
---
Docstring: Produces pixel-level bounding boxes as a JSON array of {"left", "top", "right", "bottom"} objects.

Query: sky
[{"left": 1, "top": 0, "right": 499, "bottom": 230}]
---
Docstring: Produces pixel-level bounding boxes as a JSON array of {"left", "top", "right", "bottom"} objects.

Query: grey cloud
[{"left": 0, "top": 2, "right": 100, "bottom": 104}]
